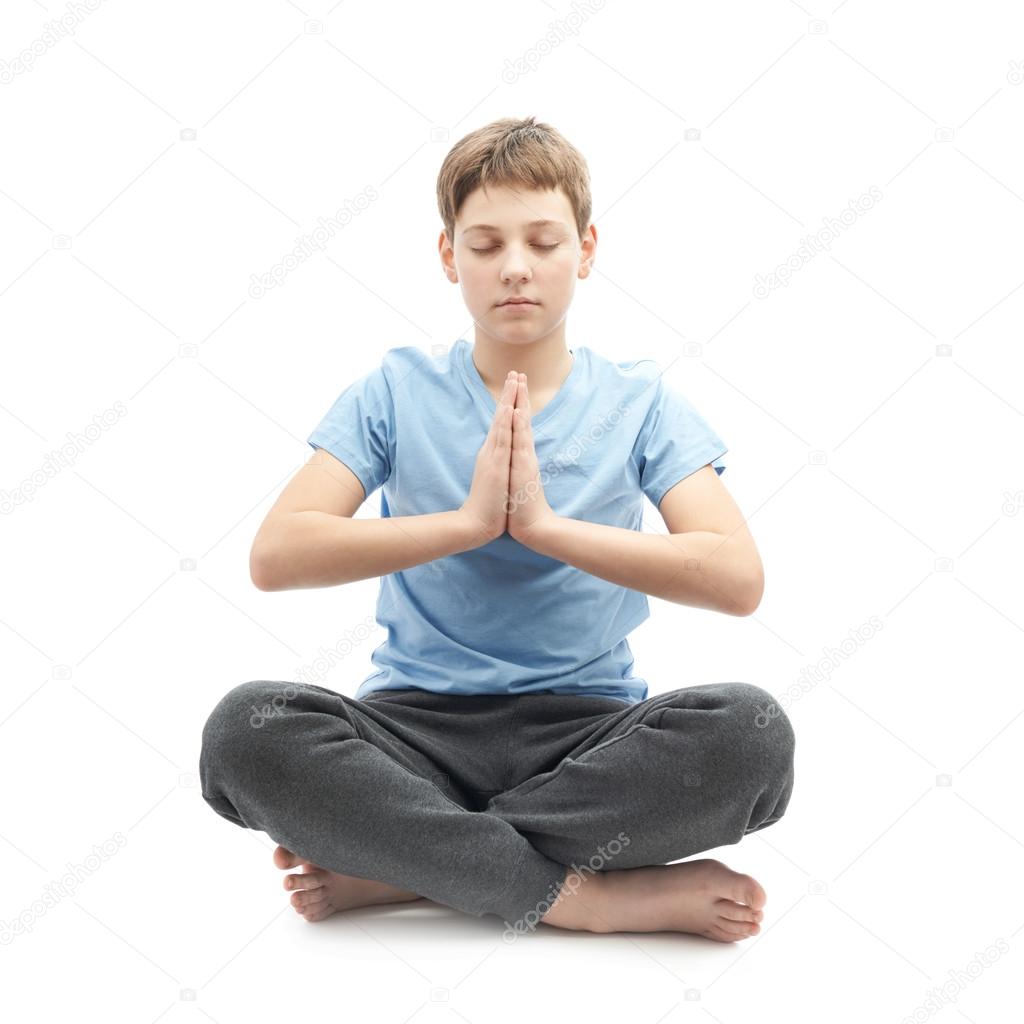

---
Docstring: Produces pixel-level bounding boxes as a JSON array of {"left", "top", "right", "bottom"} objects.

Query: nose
[{"left": 500, "top": 244, "right": 534, "bottom": 284}]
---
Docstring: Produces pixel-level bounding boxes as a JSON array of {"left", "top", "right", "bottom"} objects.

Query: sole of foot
[{"left": 273, "top": 845, "right": 424, "bottom": 922}]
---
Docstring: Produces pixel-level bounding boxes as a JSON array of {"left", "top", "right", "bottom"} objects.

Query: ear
[
  {"left": 578, "top": 224, "right": 597, "bottom": 279},
  {"left": 438, "top": 230, "right": 458, "bottom": 282}
]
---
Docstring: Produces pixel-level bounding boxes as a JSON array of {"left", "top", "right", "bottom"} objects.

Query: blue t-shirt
[{"left": 307, "top": 339, "right": 727, "bottom": 704}]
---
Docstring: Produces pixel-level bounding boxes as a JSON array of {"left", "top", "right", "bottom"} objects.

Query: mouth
[{"left": 497, "top": 298, "right": 539, "bottom": 306}]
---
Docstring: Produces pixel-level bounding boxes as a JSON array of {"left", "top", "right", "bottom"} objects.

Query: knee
[
  {"left": 726, "top": 682, "right": 793, "bottom": 741},
  {"left": 200, "top": 680, "right": 297, "bottom": 769},
  {"left": 661, "top": 681, "right": 794, "bottom": 780},
  {"left": 719, "top": 682, "right": 795, "bottom": 775},
  {"left": 203, "top": 678, "right": 288, "bottom": 734}
]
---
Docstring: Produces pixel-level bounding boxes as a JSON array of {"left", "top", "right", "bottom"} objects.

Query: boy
[{"left": 200, "top": 116, "right": 795, "bottom": 942}]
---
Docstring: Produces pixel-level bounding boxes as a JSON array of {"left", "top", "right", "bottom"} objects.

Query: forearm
[
  {"left": 525, "top": 517, "right": 761, "bottom": 615},
  {"left": 252, "top": 509, "right": 481, "bottom": 591}
]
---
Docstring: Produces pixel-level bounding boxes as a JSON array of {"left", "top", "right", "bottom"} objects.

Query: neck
[{"left": 470, "top": 328, "right": 574, "bottom": 395}]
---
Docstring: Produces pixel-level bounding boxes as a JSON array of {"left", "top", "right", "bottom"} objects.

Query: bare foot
[
  {"left": 274, "top": 845, "right": 424, "bottom": 922},
  {"left": 540, "top": 858, "right": 766, "bottom": 943}
]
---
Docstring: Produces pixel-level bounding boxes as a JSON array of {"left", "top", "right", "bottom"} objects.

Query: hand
[
  {"left": 507, "top": 372, "right": 558, "bottom": 546},
  {"left": 458, "top": 370, "right": 518, "bottom": 547}
]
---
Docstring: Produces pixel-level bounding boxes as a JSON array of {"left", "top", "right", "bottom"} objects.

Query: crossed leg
[
  {"left": 485, "top": 682, "right": 796, "bottom": 940},
  {"left": 268, "top": 682, "right": 795, "bottom": 942}
]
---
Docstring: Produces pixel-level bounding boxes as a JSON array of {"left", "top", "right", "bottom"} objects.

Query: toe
[
  {"left": 284, "top": 869, "right": 325, "bottom": 892},
  {"left": 301, "top": 902, "right": 335, "bottom": 923},
  {"left": 702, "top": 924, "right": 742, "bottom": 943},
  {"left": 698, "top": 859, "right": 767, "bottom": 913},
  {"left": 292, "top": 889, "right": 328, "bottom": 909},
  {"left": 739, "top": 876, "right": 767, "bottom": 912},
  {"left": 716, "top": 900, "right": 761, "bottom": 924},
  {"left": 716, "top": 915, "right": 760, "bottom": 937},
  {"left": 274, "top": 845, "right": 306, "bottom": 870}
]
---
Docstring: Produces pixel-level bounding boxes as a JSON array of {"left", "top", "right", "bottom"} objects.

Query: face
[{"left": 439, "top": 183, "right": 596, "bottom": 348}]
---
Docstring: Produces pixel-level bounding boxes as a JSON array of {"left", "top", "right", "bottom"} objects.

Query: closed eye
[{"left": 470, "top": 244, "right": 559, "bottom": 254}]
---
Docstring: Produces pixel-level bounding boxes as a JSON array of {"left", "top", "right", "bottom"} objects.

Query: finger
[
  {"left": 493, "top": 372, "right": 516, "bottom": 419},
  {"left": 487, "top": 373, "right": 517, "bottom": 445},
  {"left": 507, "top": 373, "right": 521, "bottom": 419},
  {"left": 511, "top": 373, "right": 524, "bottom": 435},
  {"left": 514, "top": 373, "right": 531, "bottom": 419},
  {"left": 495, "top": 403, "right": 513, "bottom": 455},
  {"left": 512, "top": 374, "right": 532, "bottom": 445},
  {"left": 501, "top": 371, "right": 518, "bottom": 410}
]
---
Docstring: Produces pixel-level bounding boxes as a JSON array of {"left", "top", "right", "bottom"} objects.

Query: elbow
[
  {"left": 250, "top": 515, "right": 295, "bottom": 591},
  {"left": 719, "top": 561, "right": 763, "bottom": 617},
  {"left": 249, "top": 543, "right": 277, "bottom": 592},
  {"left": 738, "top": 570, "right": 764, "bottom": 616},
  {"left": 733, "top": 546, "right": 765, "bottom": 616}
]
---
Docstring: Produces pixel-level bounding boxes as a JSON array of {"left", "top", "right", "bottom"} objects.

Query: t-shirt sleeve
[
  {"left": 307, "top": 364, "right": 394, "bottom": 500},
  {"left": 632, "top": 377, "right": 728, "bottom": 509}
]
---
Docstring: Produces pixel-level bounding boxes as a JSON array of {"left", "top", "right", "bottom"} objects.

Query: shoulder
[
  {"left": 376, "top": 343, "right": 461, "bottom": 392},
  {"left": 580, "top": 346, "right": 670, "bottom": 418},
  {"left": 584, "top": 346, "right": 660, "bottom": 387},
  {"left": 330, "top": 345, "right": 452, "bottom": 406}
]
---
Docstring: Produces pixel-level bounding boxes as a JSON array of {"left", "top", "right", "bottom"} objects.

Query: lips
[{"left": 498, "top": 298, "right": 538, "bottom": 306}]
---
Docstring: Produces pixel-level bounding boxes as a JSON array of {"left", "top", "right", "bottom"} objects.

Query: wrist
[
  {"left": 513, "top": 511, "right": 561, "bottom": 550},
  {"left": 454, "top": 508, "right": 497, "bottom": 551}
]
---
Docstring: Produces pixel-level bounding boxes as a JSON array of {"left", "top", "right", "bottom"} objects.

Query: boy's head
[{"left": 437, "top": 116, "right": 597, "bottom": 349}]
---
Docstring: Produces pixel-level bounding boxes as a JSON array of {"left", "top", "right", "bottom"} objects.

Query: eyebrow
[{"left": 463, "top": 219, "right": 567, "bottom": 232}]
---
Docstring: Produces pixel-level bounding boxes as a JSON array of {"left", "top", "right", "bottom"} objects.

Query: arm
[
  {"left": 253, "top": 508, "right": 480, "bottom": 591},
  {"left": 250, "top": 448, "right": 481, "bottom": 591},
  {"left": 522, "top": 465, "right": 764, "bottom": 616}
]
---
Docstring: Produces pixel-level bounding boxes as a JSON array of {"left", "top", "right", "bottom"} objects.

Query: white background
[{"left": 2, "top": 0, "right": 1023, "bottom": 1020}]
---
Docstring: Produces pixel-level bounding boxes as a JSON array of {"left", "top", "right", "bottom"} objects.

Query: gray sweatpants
[{"left": 199, "top": 680, "right": 795, "bottom": 935}]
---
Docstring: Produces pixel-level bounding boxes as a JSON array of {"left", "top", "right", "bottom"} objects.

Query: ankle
[
  {"left": 540, "top": 866, "right": 612, "bottom": 933},
  {"left": 356, "top": 876, "right": 421, "bottom": 903}
]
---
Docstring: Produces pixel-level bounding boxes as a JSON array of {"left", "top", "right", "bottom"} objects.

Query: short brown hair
[{"left": 436, "top": 116, "right": 592, "bottom": 244}]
